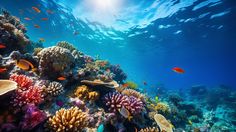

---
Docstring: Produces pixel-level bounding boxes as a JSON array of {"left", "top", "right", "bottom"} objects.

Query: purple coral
[
  {"left": 20, "top": 104, "right": 47, "bottom": 130},
  {"left": 127, "top": 96, "right": 144, "bottom": 115},
  {"left": 110, "top": 64, "right": 127, "bottom": 83},
  {"left": 104, "top": 92, "right": 129, "bottom": 113}
]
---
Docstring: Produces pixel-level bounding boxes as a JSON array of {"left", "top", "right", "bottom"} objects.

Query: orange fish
[
  {"left": 122, "top": 83, "right": 129, "bottom": 88},
  {"left": 57, "top": 76, "right": 66, "bottom": 81},
  {"left": 34, "top": 24, "right": 40, "bottom": 28},
  {"left": 0, "top": 44, "right": 6, "bottom": 49},
  {"left": 32, "top": 7, "right": 41, "bottom": 13},
  {"left": 24, "top": 17, "right": 31, "bottom": 20},
  {"left": 16, "top": 59, "right": 37, "bottom": 72},
  {"left": 0, "top": 68, "right": 7, "bottom": 73},
  {"left": 172, "top": 67, "right": 185, "bottom": 74},
  {"left": 41, "top": 18, "right": 48, "bottom": 21}
]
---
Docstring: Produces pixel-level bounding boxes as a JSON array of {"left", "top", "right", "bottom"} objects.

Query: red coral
[
  {"left": 10, "top": 74, "right": 33, "bottom": 89},
  {"left": 104, "top": 92, "right": 129, "bottom": 113},
  {"left": 12, "top": 85, "right": 43, "bottom": 108}
]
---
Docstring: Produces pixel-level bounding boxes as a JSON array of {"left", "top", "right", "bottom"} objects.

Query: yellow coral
[
  {"left": 48, "top": 107, "right": 89, "bottom": 132},
  {"left": 74, "top": 85, "right": 89, "bottom": 100},
  {"left": 74, "top": 85, "right": 99, "bottom": 101},
  {"left": 88, "top": 91, "right": 99, "bottom": 101},
  {"left": 154, "top": 102, "right": 170, "bottom": 114},
  {"left": 121, "top": 89, "right": 145, "bottom": 101},
  {"left": 139, "top": 127, "right": 159, "bottom": 132}
]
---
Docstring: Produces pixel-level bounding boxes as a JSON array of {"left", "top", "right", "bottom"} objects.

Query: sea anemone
[
  {"left": 44, "top": 81, "right": 64, "bottom": 96},
  {"left": 48, "top": 107, "right": 89, "bottom": 132},
  {"left": 104, "top": 92, "right": 129, "bottom": 113},
  {"left": 9, "top": 74, "right": 33, "bottom": 89},
  {"left": 12, "top": 85, "right": 43, "bottom": 109},
  {"left": 127, "top": 96, "right": 144, "bottom": 115},
  {"left": 139, "top": 127, "right": 159, "bottom": 132}
]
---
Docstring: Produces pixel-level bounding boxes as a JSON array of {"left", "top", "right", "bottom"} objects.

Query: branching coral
[
  {"left": 44, "top": 81, "right": 64, "bottom": 96},
  {"left": 127, "top": 96, "right": 144, "bottom": 115},
  {"left": 37, "top": 46, "right": 75, "bottom": 78},
  {"left": 48, "top": 107, "right": 89, "bottom": 132},
  {"left": 154, "top": 102, "right": 171, "bottom": 114},
  {"left": 9, "top": 74, "right": 33, "bottom": 89},
  {"left": 122, "top": 89, "right": 145, "bottom": 102},
  {"left": 139, "top": 127, "right": 159, "bottom": 132},
  {"left": 12, "top": 85, "right": 43, "bottom": 108},
  {"left": 74, "top": 85, "right": 99, "bottom": 102},
  {"left": 104, "top": 92, "right": 129, "bottom": 113}
]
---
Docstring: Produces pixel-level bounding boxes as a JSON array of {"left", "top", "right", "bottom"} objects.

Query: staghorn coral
[
  {"left": 104, "top": 92, "right": 129, "bottom": 113},
  {"left": 48, "top": 107, "right": 89, "bottom": 132},
  {"left": 37, "top": 46, "right": 75, "bottom": 78},
  {"left": 9, "top": 74, "right": 33, "bottom": 89},
  {"left": 0, "top": 80, "right": 17, "bottom": 96},
  {"left": 139, "top": 127, "right": 159, "bottom": 132},
  {"left": 12, "top": 85, "right": 43, "bottom": 109},
  {"left": 43, "top": 81, "right": 64, "bottom": 96},
  {"left": 122, "top": 89, "right": 145, "bottom": 102},
  {"left": 154, "top": 102, "right": 171, "bottom": 114},
  {"left": 127, "top": 96, "right": 144, "bottom": 115},
  {"left": 74, "top": 85, "right": 99, "bottom": 102}
]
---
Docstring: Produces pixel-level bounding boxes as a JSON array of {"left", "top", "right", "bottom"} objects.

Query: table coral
[
  {"left": 0, "top": 80, "right": 17, "bottom": 96},
  {"left": 37, "top": 46, "right": 75, "bottom": 78},
  {"left": 48, "top": 107, "right": 89, "bottom": 132}
]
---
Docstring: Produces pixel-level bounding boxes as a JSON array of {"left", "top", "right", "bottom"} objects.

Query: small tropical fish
[
  {"left": 34, "top": 24, "right": 40, "bottom": 28},
  {"left": 0, "top": 44, "right": 6, "bottom": 49},
  {"left": 119, "top": 107, "right": 133, "bottom": 121},
  {"left": 155, "top": 96, "right": 159, "bottom": 103},
  {"left": 41, "top": 18, "right": 48, "bottom": 21},
  {"left": 39, "top": 38, "right": 45, "bottom": 43},
  {"left": 0, "top": 68, "right": 7, "bottom": 73},
  {"left": 32, "top": 7, "right": 41, "bottom": 13},
  {"left": 73, "top": 31, "right": 79, "bottom": 35},
  {"left": 46, "top": 10, "right": 54, "bottom": 14},
  {"left": 122, "top": 83, "right": 129, "bottom": 88},
  {"left": 24, "top": 17, "right": 31, "bottom": 20},
  {"left": 57, "top": 76, "right": 66, "bottom": 81},
  {"left": 97, "top": 124, "right": 104, "bottom": 132},
  {"left": 172, "top": 67, "right": 185, "bottom": 74},
  {"left": 143, "top": 81, "right": 147, "bottom": 85},
  {"left": 16, "top": 59, "right": 37, "bottom": 71}
]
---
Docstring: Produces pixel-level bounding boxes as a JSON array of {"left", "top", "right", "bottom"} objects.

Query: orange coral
[{"left": 74, "top": 85, "right": 99, "bottom": 102}]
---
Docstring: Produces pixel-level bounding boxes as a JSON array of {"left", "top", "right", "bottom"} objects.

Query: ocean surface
[{"left": 1, "top": 0, "right": 236, "bottom": 92}]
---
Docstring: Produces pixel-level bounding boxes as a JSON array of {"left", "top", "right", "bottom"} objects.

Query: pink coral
[
  {"left": 10, "top": 74, "right": 33, "bottom": 89},
  {"left": 127, "top": 96, "right": 144, "bottom": 115},
  {"left": 12, "top": 85, "right": 43, "bottom": 108},
  {"left": 104, "top": 92, "right": 129, "bottom": 113}
]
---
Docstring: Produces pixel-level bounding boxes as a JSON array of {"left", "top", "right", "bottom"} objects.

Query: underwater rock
[
  {"left": 0, "top": 80, "right": 17, "bottom": 96},
  {"left": 48, "top": 107, "right": 89, "bottom": 132},
  {"left": 37, "top": 46, "right": 75, "bottom": 79}
]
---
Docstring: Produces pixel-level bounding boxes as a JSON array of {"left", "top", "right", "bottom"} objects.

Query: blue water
[{"left": 1, "top": 0, "right": 236, "bottom": 92}]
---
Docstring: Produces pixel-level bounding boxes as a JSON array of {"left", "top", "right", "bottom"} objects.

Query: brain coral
[
  {"left": 48, "top": 107, "right": 89, "bottom": 132},
  {"left": 37, "top": 46, "right": 75, "bottom": 78}
]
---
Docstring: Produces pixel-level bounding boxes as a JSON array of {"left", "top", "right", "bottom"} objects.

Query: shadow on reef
[{"left": 0, "top": 9, "right": 236, "bottom": 132}]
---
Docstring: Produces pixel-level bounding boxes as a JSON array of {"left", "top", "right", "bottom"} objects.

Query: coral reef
[
  {"left": 43, "top": 81, "right": 64, "bottom": 96},
  {"left": 139, "top": 127, "right": 159, "bottom": 132},
  {"left": 110, "top": 64, "right": 127, "bottom": 83},
  {"left": 37, "top": 46, "right": 75, "bottom": 78},
  {"left": 48, "top": 107, "right": 89, "bottom": 132},
  {"left": 74, "top": 85, "right": 99, "bottom": 102},
  {"left": 154, "top": 102, "right": 171, "bottom": 114},
  {"left": 9, "top": 73, "right": 33, "bottom": 89},
  {"left": 127, "top": 96, "right": 144, "bottom": 115}
]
